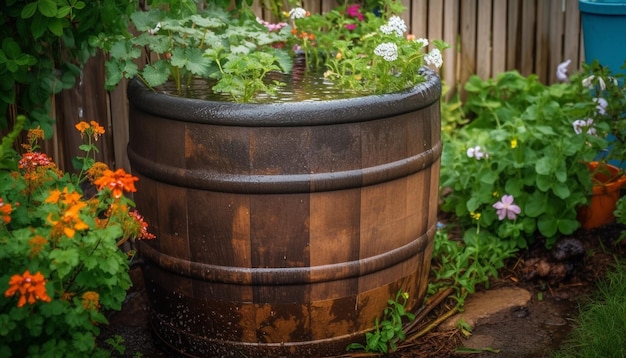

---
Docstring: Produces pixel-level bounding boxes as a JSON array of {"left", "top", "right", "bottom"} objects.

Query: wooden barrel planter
[{"left": 126, "top": 69, "right": 442, "bottom": 357}]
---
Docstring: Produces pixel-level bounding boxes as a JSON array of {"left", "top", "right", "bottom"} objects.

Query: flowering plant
[
  {"left": 284, "top": 1, "right": 447, "bottom": 95},
  {"left": 562, "top": 60, "right": 626, "bottom": 170},
  {"left": 97, "top": 0, "right": 447, "bottom": 102},
  {"left": 0, "top": 116, "right": 154, "bottom": 357},
  {"left": 440, "top": 69, "right": 607, "bottom": 249}
]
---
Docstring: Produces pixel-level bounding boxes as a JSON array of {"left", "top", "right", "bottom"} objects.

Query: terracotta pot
[
  {"left": 126, "top": 69, "right": 442, "bottom": 357},
  {"left": 577, "top": 161, "right": 626, "bottom": 230}
]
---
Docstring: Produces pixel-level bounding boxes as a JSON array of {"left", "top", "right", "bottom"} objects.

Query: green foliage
[
  {"left": 99, "top": 4, "right": 292, "bottom": 102},
  {"left": 100, "top": 0, "right": 448, "bottom": 102},
  {"left": 440, "top": 69, "right": 609, "bottom": 249},
  {"left": 0, "top": 122, "right": 154, "bottom": 357},
  {"left": 613, "top": 196, "right": 626, "bottom": 244},
  {"left": 0, "top": 0, "right": 135, "bottom": 135},
  {"left": 428, "top": 229, "right": 517, "bottom": 306},
  {"left": 346, "top": 290, "right": 415, "bottom": 354},
  {"left": 552, "top": 261, "right": 626, "bottom": 358},
  {"left": 288, "top": 0, "right": 449, "bottom": 95}
]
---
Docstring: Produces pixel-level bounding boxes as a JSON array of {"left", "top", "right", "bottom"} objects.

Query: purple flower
[{"left": 492, "top": 195, "right": 521, "bottom": 221}]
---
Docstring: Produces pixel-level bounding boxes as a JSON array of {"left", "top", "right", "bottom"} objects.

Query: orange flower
[
  {"left": 94, "top": 168, "right": 138, "bottom": 199},
  {"left": 0, "top": 198, "right": 11, "bottom": 224},
  {"left": 75, "top": 120, "right": 106, "bottom": 141},
  {"left": 4, "top": 270, "right": 52, "bottom": 307},
  {"left": 89, "top": 121, "right": 106, "bottom": 139},
  {"left": 28, "top": 235, "right": 48, "bottom": 257},
  {"left": 86, "top": 162, "right": 110, "bottom": 183},
  {"left": 45, "top": 187, "right": 82, "bottom": 206},
  {"left": 49, "top": 203, "right": 89, "bottom": 238},
  {"left": 46, "top": 190, "right": 89, "bottom": 239},
  {"left": 75, "top": 121, "right": 90, "bottom": 135},
  {"left": 81, "top": 291, "right": 100, "bottom": 311}
]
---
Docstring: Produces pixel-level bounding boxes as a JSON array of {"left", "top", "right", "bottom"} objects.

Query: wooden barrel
[{"left": 127, "top": 69, "right": 441, "bottom": 357}]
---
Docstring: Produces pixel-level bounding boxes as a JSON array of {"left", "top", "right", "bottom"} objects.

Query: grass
[{"left": 552, "top": 260, "right": 626, "bottom": 358}]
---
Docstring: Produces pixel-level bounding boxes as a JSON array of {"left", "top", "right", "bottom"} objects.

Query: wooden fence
[{"left": 49, "top": 0, "right": 585, "bottom": 173}]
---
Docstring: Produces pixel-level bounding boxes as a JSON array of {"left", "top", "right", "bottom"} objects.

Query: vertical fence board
[
  {"left": 506, "top": 0, "right": 520, "bottom": 70},
  {"left": 459, "top": 0, "right": 478, "bottom": 98},
  {"left": 476, "top": 0, "right": 492, "bottom": 79},
  {"left": 110, "top": 79, "right": 131, "bottom": 172},
  {"left": 564, "top": 0, "right": 582, "bottom": 70},
  {"left": 548, "top": 0, "right": 565, "bottom": 83},
  {"left": 427, "top": 0, "right": 443, "bottom": 44},
  {"left": 535, "top": 1, "right": 551, "bottom": 82},
  {"left": 520, "top": 1, "right": 536, "bottom": 76},
  {"left": 410, "top": 0, "right": 428, "bottom": 37},
  {"left": 443, "top": 0, "right": 459, "bottom": 96},
  {"left": 492, "top": 0, "right": 507, "bottom": 76}
]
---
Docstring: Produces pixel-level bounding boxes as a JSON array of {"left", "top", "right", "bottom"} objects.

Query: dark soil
[{"left": 98, "top": 223, "right": 626, "bottom": 358}]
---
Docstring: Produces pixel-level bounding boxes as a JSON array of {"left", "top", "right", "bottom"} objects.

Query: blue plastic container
[{"left": 579, "top": 0, "right": 626, "bottom": 74}]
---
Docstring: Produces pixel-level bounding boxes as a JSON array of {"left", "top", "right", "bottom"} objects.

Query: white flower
[
  {"left": 573, "top": 118, "right": 596, "bottom": 136},
  {"left": 289, "top": 7, "right": 307, "bottom": 19},
  {"left": 380, "top": 15, "right": 407, "bottom": 37},
  {"left": 594, "top": 97, "right": 608, "bottom": 115},
  {"left": 374, "top": 42, "right": 398, "bottom": 61},
  {"left": 148, "top": 22, "right": 162, "bottom": 35},
  {"left": 582, "top": 75, "right": 606, "bottom": 91},
  {"left": 416, "top": 38, "right": 429, "bottom": 48},
  {"left": 424, "top": 49, "right": 443, "bottom": 68},
  {"left": 466, "top": 145, "right": 486, "bottom": 160},
  {"left": 556, "top": 59, "right": 571, "bottom": 82}
]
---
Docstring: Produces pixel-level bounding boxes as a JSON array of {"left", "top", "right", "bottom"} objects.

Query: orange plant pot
[{"left": 577, "top": 162, "right": 626, "bottom": 230}]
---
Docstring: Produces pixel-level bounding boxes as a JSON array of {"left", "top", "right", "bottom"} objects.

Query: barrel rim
[{"left": 127, "top": 68, "right": 442, "bottom": 127}]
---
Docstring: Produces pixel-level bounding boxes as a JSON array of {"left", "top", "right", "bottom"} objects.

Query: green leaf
[
  {"left": 142, "top": 60, "right": 170, "bottom": 87},
  {"left": 537, "top": 216, "right": 557, "bottom": 237},
  {"left": 49, "top": 248, "right": 80, "bottom": 278},
  {"left": 525, "top": 192, "right": 546, "bottom": 217},
  {"left": 557, "top": 218, "right": 579, "bottom": 235},
  {"left": 30, "top": 14, "right": 47, "bottom": 39},
  {"left": 552, "top": 182, "right": 570, "bottom": 199},
  {"left": 38, "top": 0, "right": 58, "bottom": 17},
  {"left": 72, "top": 331, "right": 96, "bottom": 352},
  {"left": 535, "top": 157, "right": 553, "bottom": 175},
  {"left": 48, "top": 18, "right": 64, "bottom": 37},
  {"left": 21, "top": 2, "right": 38, "bottom": 18}
]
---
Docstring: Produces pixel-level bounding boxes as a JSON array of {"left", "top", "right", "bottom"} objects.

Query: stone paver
[{"left": 439, "top": 286, "right": 531, "bottom": 331}]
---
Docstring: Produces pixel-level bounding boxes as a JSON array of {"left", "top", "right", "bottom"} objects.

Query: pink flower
[
  {"left": 346, "top": 4, "right": 364, "bottom": 21},
  {"left": 493, "top": 195, "right": 521, "bottom": 221},
  {"left": 344, "top": 24, "right": 357, "bottom": 30}
]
